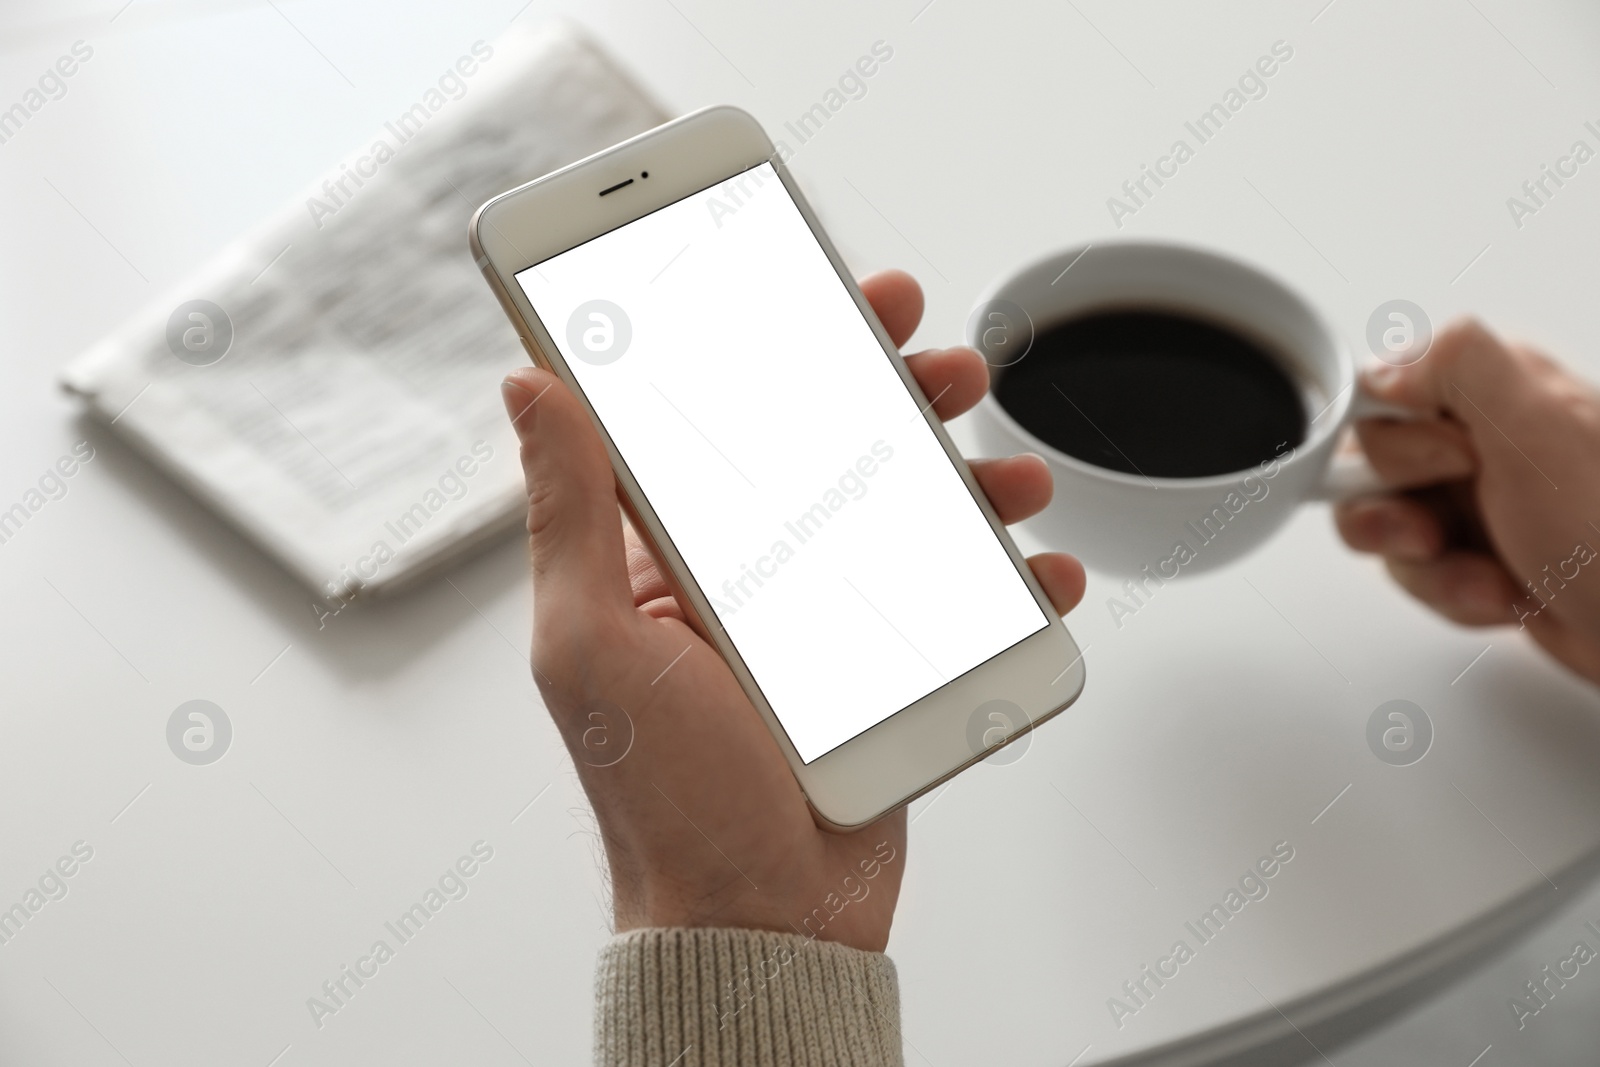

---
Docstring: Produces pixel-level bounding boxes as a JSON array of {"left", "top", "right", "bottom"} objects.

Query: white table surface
[{"left": 4, "top": 2, "right": 1600, "bottom": 1065}]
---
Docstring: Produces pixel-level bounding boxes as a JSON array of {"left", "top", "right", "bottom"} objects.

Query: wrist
[
  {"left": 614, "top": 883, "right": 804, "bottom": 941},
  {"left": 614, "top": 873, "right": 899, "bottom": 954}
]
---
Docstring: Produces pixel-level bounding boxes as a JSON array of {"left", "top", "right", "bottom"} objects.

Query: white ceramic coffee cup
[{"left": 968, "top": 241, "right": 1407, "bottom": 577}]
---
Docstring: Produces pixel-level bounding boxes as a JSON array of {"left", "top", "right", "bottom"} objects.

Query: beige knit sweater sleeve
[{"left": 594, "top": 927, "right": 905, "bottom": 1067}]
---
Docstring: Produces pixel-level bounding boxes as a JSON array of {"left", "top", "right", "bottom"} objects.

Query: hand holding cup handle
[
  {"left": 972, "top": 240, "right": 1600, "bottom": 687},
  {"left": 1334, "top": 321, "right": 1600, "bottom": 686}
]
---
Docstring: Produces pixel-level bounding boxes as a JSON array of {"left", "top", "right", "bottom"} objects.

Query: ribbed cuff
[{"left": 594, "top": 927, "right": 904, "bottom": 1067}]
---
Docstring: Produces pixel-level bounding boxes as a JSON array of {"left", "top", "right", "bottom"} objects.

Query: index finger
[
  {"left": 859, "top": 269, "right": 924, "bottom": 349},
  {"left": 1363, "top": 318, "right": 1529, "bottom": 427}
]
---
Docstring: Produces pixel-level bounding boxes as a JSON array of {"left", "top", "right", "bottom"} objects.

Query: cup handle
[{"left": 1311, "top": 385, "right": 1419, "bottom": 502}]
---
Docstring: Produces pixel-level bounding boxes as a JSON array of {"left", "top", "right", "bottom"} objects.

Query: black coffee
[{"left": 993, "top": 309, "right": 1306, "bottom": 478}]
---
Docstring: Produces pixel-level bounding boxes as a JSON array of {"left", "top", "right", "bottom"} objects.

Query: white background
[
  {"left": 3, "top": 2, "right": 1600, "bottom": 1066},
  {"left": 518, "top": 165, "right": 1045, "bottom": 761}
]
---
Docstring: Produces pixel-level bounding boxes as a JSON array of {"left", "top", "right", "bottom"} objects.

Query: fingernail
[
  {"left": 1362, "top": 365, "right": 1401, "bottom": 394},
  {"left": 1357, "top": 502, "right": 1426, "bottom": 559},
  {"left": 1373, "top": 508, "right": 1432, "bottom": 560},
  {"left": 501, "top": 378, "right": 539, "bottom": 430},
  {"left": 1389, "top": 523, "right": 1433, "bottom": 561}
]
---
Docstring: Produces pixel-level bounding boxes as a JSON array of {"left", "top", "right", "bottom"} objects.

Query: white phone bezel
[{"left": 469, "top": 105, "right": 1086, "bottom": 830}]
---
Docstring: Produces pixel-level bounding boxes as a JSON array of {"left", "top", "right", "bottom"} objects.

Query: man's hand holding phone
[{"left": 500, "top": 270, "right": 1086, "bottom": 952}]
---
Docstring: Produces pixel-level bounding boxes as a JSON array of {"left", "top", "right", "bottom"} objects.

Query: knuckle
[
  {"left": 1431, "top": 317, "right": 1489, "bottom": 372},
  {"left": 1530, "top": 364, "right": 1600, "bottom": 429},
  {"left": 534, "top": 605, "right": 630, "bottom": 675},
  {"left": 521, "top": 473, "right": 564, "bottom": 546}
]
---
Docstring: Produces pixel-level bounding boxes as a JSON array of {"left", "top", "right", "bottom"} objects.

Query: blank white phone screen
[{"left": 515, "top": 162, "right": 1046, "bottom": 762}]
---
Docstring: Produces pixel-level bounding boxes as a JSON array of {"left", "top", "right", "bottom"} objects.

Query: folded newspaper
[{"left": 61, "top": 23, "right": 666, "bottom": 607}]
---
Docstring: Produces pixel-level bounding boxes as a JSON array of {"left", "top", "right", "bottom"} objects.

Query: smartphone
[{"left": 469, "top": 106, "right": 1085, "bottom": 829}]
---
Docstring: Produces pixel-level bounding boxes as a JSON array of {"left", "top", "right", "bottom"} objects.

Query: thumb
[
  {"left": 501, "top": 367, "right": 632, "bottom": 613},
  {"left": 1361, "top": 318, "right": 1527, "bottom": 430}
]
